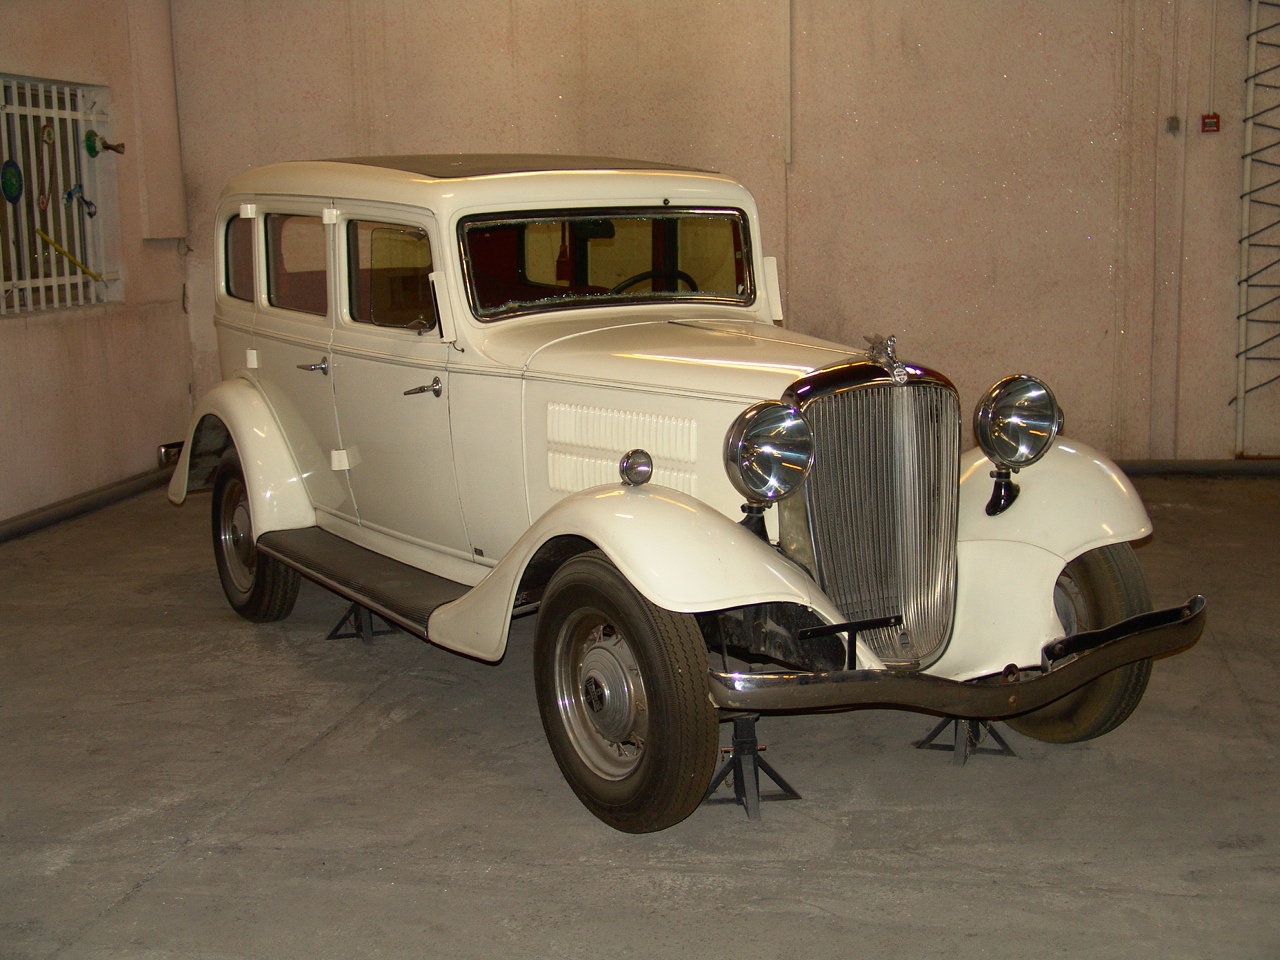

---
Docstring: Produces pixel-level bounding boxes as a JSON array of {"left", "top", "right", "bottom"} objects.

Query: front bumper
[{"left": 708, "top": 595, "right": 1206, "bottom": 715}]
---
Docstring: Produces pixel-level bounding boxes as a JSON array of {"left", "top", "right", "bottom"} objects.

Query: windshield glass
[{"left": 460, "top": 208, "right": 751, "bottom": 320}]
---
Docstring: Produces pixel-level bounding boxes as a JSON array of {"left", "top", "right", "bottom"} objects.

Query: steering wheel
[{"left": 609, "top": 270, "right": 699, "bottom": 294}]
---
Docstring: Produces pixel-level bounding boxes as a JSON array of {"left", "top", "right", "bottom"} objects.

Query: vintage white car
[{"left": 169, "top": 155, "right": 1204, "bottom": 833}]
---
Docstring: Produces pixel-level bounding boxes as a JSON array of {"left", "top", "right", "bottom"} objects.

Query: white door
[
  {"left": 329, "top": 212, "right": 471, "bottom": 557},
  {"left": 253, "top": 208, "right": 356, "bottom": 523}
]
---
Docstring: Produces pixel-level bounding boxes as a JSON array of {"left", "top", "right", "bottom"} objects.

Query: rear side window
[
  {"left": 266, "top": 214, "right": 328, "bottom": 316},
  {"left": 224, "top": 216, "right": 255, "bottom": 302},
  {"left": 347, "top": 220, "right": 437, "bottom": 331}
]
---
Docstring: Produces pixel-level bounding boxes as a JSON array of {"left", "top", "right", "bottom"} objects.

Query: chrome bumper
[{"left": 708, "top": 595, "right": 1206, "bottom": 715}]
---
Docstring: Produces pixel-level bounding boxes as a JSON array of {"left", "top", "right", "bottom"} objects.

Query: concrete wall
[
  {"left": 166, "top": 1, "right": 1263, "bottom": 461},
  {"left": 170, "top": 0, "right": 793, "bottom": 395},
  {"left": 0, "top": 0, "right": 192, "bottom": 522},
  {"left": 787, "top": 1, "right": 1248, "bottom": 458}
]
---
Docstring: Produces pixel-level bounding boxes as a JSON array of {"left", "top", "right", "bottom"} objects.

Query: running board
[{"left": 256, "top": 528, "right": 468, "bottom": 640}]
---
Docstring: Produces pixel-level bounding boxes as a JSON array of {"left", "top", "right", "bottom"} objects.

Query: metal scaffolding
[{"left": 1238, "top": 0, "right": 1280, "bottom": 455}]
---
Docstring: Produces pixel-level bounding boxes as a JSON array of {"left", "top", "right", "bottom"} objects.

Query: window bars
[
  {"left": 1239, "top": 1, "right": 1280, "bottom": 455},
  {"left": 1, "top": 74, "right": 118, "bottom": 314}
]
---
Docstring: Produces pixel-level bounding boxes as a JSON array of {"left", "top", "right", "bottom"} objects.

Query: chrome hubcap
[
  {"left": 555, "top": 618, "right": 648, "bottom": 780},
  {"left": 579, "top": 640, "right": 638, "bottom": 742},
  {"left": 219, "top": 478, "right": 256, "bottom": 595}
]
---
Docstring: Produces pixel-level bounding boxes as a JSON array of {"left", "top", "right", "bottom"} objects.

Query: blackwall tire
[
  {"left": 533, "top": 551, "right": 718, "bottom": 833},
  {"left": 1006, "top": 543, "right": 1153, "bottom": 744},
  {"left": 211, "top": 451, "right": 300, "bottom": 623}
]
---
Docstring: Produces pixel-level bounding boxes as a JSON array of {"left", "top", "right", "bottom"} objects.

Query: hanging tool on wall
[
  {"left": 37, "top": 123, "right": 55, "bottom": 212},
  {"left": 34, "top": 228, "right": 103, "bottom": 282},
  {"left": 83, "top": 130, "right": 125, "bottom": 158},
  {"left": 64, "top": 184, "right": 97, "bottom": 218},
  {"left": 1, "top": 159, "right": 22, "bottom": 205}
]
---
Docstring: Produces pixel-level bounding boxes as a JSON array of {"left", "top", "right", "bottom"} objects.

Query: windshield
[{"left": 460, "top": 208, "right": 752, "bottom": 320}]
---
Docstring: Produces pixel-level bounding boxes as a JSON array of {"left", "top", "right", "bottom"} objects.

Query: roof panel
[{"left": 326, "top": 154, "right": 710, "bottom": 179}]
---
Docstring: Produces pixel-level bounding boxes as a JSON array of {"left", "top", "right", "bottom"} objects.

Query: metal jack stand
[
  {"left": 702, "top": 714, "right": 801, "bottom": 820},
  {"left": 326, "top": 602, "right": 398, "bottom": 645},
  {"left": 916, "top": 717, "right": 1017, "bottom": 766}
]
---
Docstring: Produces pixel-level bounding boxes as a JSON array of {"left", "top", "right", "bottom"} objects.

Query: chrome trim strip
[
  {"left": 707, "top": 596, "right": 1206, "bottom": 714},
  {"left": 782, "top": 359, "right": 956, "bottom": 407}
]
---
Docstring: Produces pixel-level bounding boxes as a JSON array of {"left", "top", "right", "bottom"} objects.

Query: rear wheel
[
  {"left": 534, "top": 551, "right": 718, "bottom": 833},
  {"left": 211, "top": 451, "right": 300, "bottom": 622},
  {"left": 1006, "top": 543, "right": 1152, "bottom": 744}
]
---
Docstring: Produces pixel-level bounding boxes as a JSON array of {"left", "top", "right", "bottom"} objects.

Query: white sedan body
[{"left": 168, "top": 156, "right": 1203, "bottom": 831}]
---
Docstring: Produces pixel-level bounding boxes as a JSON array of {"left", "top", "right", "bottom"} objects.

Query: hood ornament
[{"left": 864, "top": 334, "right": 909, "bottom": 385}]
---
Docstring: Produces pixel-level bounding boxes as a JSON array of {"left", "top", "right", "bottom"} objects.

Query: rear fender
[
  {"left": 427, "top": 484, "right": 866, "bottom": 664},
  {"left": 167, "top": 378, "right": 314, "bottom": 535}
]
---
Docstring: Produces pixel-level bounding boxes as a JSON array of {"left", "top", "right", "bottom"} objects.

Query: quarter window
[
  {"left": 265, "top": 213, "right": 327, "bottom": 316},
  {"left": 347, "top": 220, "right": 436, "bottom": 330},
  {"left": 224, "top": 215, "right": 254, "bottom": 302}
]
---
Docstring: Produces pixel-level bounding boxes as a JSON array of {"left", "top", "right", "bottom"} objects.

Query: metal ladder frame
[{"left": 1238, "top": 0, "right": 1280, "bottom": 455}]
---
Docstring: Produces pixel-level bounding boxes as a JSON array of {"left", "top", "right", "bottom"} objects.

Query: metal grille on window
[{"left": 1, "top": 74, "right": 118, "bottom": 314}]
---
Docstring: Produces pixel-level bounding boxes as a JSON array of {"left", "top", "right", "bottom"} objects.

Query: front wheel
[
  {"left": 534, "top": 551, "right": 718, "bottom": 833},
  {"left": 1006, "top": 543, "right": 1152, "bottom": 744},
  {"left": 211, "top": 451, "right": 300, "bottom": 622}
]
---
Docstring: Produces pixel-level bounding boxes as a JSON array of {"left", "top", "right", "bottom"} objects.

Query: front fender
[
  {"left": 932, "top": 438, "right": 1153, "bottom": 681},
  {"left": 958, "top": 438, "right": 1151, "bottom": 559},
  {"left": 427, "top": 484, "right": 859, "bottom": 664},
  {"left": 167, "top": 378, "right": 315, "bottom": 535}
]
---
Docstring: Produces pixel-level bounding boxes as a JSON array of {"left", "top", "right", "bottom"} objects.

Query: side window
[
  {"left": 224, "top": 216, "right": 255, "bottom": 302},
  {"left": 347, "top": 220, "right": 436, "bottom": 330},
  {"left": 265, "top": 213, "right": 328, "bottom": 316}
]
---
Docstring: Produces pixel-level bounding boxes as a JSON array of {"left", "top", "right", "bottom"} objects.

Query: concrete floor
[{"left": 1, "top": 477, "right": 1277, "bottom": 959}]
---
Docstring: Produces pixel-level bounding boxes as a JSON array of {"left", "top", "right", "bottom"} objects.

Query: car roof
[
  {"left": 219, "top": 156, "right": 757, "bottom": 230},
  {"left": 327, "top": 154, "right": 711, "bottom": 179}
]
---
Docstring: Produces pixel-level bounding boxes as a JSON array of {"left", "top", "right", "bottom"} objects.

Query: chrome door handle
[
  {"left": 404, "top": 377, "right": 443, "bottom": 397},
  {"left": 296, "top": 356, "right": 328, "bottom": 375}
]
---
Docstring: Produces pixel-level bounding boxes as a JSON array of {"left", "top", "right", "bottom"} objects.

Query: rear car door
[{"left": 254, "top": 205, "right": 357, "bottom": 524}]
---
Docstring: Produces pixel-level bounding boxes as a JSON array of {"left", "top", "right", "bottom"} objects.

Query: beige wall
[
  {"left": 170, "top": 0, "right": 1255, "bottom": 461},
  {"left": 0, "top": 0, "right": 192, "bottom": 522},
  {"left": 787, "top": 0, "right": 1247, "bottom": 459},
  {"left": 167, "top": 1, "right": 1260, "bottom": 462},
  {"left": 171, "top": 0, "right": 792, "bottom": 395},
  {"left": 0, "top": 1, "right": 1250, "bottom": 525}
]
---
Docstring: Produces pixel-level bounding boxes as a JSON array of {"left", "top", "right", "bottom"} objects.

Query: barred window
[{"left": 1, "top": 74, "right": 120, "bottom": 314}]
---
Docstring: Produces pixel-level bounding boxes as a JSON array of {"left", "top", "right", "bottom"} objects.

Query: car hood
[{"left": 523, "top": 319, "right": 858, "bottom": 401}]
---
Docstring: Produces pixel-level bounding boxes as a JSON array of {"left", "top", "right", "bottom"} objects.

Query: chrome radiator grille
[{"left": 801, "top": 381, "right": 961, "bottom": 666}]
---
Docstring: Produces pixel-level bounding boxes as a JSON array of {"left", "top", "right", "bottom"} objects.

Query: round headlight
[
  {"left": 724, "top": 401, "right": 814, "bottom": 504},
  {"left": 974, "top": 375, "right": 1063, "bottom": 468}
]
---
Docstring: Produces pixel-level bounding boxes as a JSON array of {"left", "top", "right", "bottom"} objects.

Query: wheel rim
[
  {"left": 552, "top": 611, "right": 649, "bottom": 781},
  {"left": 1053, "top": 566, "right": 1090, "bottom": 635},
  {"left": 1037, "top": 559, "right": 1102, "bottom": 718},
  {"left": 217, "top": 476, "right": 256, "bottom": 596}
]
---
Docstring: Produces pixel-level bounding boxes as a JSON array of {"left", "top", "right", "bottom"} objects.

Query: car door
[
  {"left": 329, "top": 210, "right": 471, "bottom": 558},
  {"left": 253, "top": 205, "right": 357, "bottom": 524}
]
